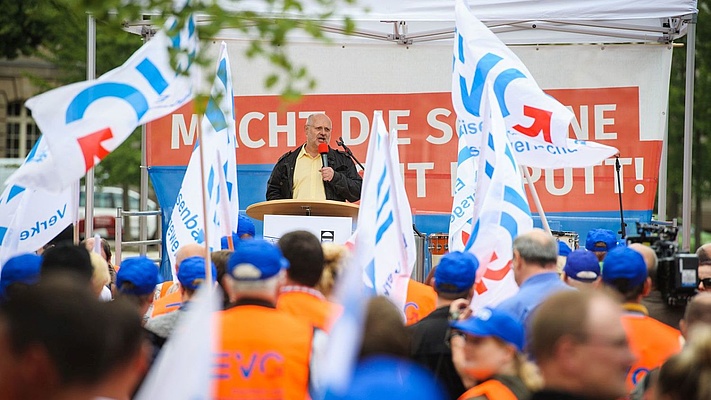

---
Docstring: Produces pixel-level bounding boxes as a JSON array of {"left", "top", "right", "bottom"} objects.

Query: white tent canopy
[
  {"left": 124, "top": 0, "right": 699, "bottom": 248},
  {"left": 126, "top": 0, "right": 697, "bottom": 45}
]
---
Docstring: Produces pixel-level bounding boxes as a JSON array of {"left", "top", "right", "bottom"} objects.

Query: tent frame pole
[{"left": 682, "top": 17, "right": 696, "bottom": 251}]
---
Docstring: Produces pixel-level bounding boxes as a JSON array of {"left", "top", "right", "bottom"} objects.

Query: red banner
[{"left": 147, "top": 87, "right": 659, "bottom": 214}]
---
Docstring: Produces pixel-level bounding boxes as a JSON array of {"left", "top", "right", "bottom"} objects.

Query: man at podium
[{"left": 266, "top": 113, "right": 362, "bottom": 202}]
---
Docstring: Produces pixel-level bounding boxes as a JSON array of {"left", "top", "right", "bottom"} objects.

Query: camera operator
[
  {"left": 695, "top": 244, "right": 711, "bottom": 292},
  {"left": 632, "top": 243, "right": 686, "bottom": 329}
]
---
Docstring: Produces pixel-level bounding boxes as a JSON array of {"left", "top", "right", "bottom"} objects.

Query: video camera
[{"left": 626, "top": 222, "right": 698, "bottom": 306}]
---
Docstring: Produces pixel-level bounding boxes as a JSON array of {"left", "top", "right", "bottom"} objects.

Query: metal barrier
[
  {"left": 115, "top": 207, "right": 162, "bottom": 265},
  {"left": 412, "top": 225, "right": 426, "bottom": 283}
]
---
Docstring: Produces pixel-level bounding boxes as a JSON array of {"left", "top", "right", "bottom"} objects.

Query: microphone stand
[
  {"left": 336, "top": 137, "right": 365, "bottom": 171},
  {"left": 615, "top": 156, "right": 627, "bottom": 239}
]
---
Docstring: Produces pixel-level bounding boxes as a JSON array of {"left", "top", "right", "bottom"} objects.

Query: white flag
[
  {"left": 467, "top": 85, "right": 533, "bottom": 310},
  {"left": 449, "top": 0, "right": 616, "bottom": 252},
  {"left": 509, "top": 134, "right": 619, "bottom": 169},
  {"left": 134, "top": 285, "right": 220, "bottom": 400},
  {"left": 349, "top": 112, "right": 413, "bottom": 310},
  {"left": 165, "top": 43, "right": 236, "bottom": 276},
  {"left": 0, "top": 138, "right": 78, "bottom": 266},
  {"left": 7, "top": 13, "right": 198, "bottom": 192}
]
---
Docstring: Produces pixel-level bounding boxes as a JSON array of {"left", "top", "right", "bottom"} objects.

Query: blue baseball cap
[
  {"left": 558, "top": 240, "right": 572, "bottom": 257},
  {"left": 451, "top": 307, "right": 525, "bottom": 352},
  {"left": 585, "top": 229, "right": 618, "bottom": 252},
  {"left": 563, "top": 249, "right": 600, "bottom": 282},
  {"left": 228, "top": 239, "right": 289, "bottom": 281},
  {"left": 602, "top": 246, "right": 647, "bottom": 287},
  {"left": 116, "top": 256, "right": 160, "bottom": 296},
  {"left": 177, "top": 256, "right": 217, "bottom": 290},
  {"left": 220, "top": 215, "right": 257, "bottom": 249},
  {"left": 434, "top": 251, "right": 478, "bottom": 293},
  {"left": 0, "top": 253, "right": 42, "bottom": 296},
  {"left": 237, "top": 215, "right": 256, "bottom": 238}
]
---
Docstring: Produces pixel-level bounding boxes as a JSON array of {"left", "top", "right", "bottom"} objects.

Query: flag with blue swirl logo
[
  {"left": 466, "top": 83, "right": 533, "bottom": 309},
  {"left": 7, "top": 11, "right": 198, "bottom": 192},
  {"left": 166, "top": 42, "right": 236, "bottom": 276},
  {"left": 449, "top": 0, "right": 617, "bottom": 253}
]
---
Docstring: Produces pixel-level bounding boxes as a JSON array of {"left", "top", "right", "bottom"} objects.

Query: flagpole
[
  {"left": 522, "top": 167, "right": 551, "bottom": 235},
  {"left": 84, "top": 13, "right": 96, "bottom": 243},
  {"left": 196, "top": 116, "right": 213, "bottom": 286}
]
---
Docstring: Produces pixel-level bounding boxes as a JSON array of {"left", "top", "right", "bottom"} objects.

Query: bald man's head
[
  {"left": 696, "top": 243, "right": 711, "bottom": 264},
  {"left": 175, "top": 244, "right": 207, "bottom": 268},
  {"left": 513, "top": 228, "right": 558, "bottom": 267},
  {"left": 681, "top": 292, "right": 711, "bottom": 339},
  {"left": 629, "top": 243, "right": 658, "bottom": 288}
]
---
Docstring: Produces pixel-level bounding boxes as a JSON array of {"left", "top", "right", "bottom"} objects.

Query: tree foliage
[
  {"left": 0, "top": 0, "right": 52, "bottom": 59},
  {"left": 72, "top": 0, "right": 356, "bottom": 101}
]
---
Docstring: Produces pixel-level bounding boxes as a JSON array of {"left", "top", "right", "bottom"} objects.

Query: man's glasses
[{"left": 700, "top": 278, "right": 711, "bottom": 288}]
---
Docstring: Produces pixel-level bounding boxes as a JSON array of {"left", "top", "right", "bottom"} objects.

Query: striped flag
[
  {"left": 350, "top": 111, "right": 414, "bottom": 310},
  {"left": 166, "top": 42, "right": 236, "bottom": 277}
]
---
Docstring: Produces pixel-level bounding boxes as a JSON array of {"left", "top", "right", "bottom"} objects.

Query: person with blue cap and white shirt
[
  {"left": 115, "top": 256, "right": 161, "bottom": 322},
  {"left": 213, "top": 239, "right": 317, "bottom": 400},
  {"left": 449, "top": 307, "right": 542, "bottom": 399},
  {"left": 145, "top": 256, "right": 216, "bottom": 340},
  {"left": 409, "top": 251, "right": 479, "bottom": 400},
  {"left": 561, "top": 249, "right": 601, "bottom": 290}
]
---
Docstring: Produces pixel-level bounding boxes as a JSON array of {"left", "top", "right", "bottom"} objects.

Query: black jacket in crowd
[{"left": 266, "top": 144, "right": 362, "bottom": 202}]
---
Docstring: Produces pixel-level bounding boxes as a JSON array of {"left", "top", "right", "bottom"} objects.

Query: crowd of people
[
  {"left": 0, "top": 52, "right": 697, "bottom": 391},
  {"left": 3, "top": 220, "right": 711, "bottom": 399}
]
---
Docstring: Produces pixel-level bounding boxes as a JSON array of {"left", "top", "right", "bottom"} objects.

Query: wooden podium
[
  {"left": 246, "top": 199, "right": 359, "bottom": 220},
  {"left": 247, "top": 200, "right": 359, "bottom": 243}
]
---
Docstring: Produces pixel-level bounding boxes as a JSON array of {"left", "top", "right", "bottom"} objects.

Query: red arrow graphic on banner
[
  {"left": 512, "top": 105, "right": 553, "bottom": 144},
  {"left": 77, "top": 127, "right": 114, "bottom": 172},
  {"left": 475, "top": 251, "right": 512, "bottom": 295}
]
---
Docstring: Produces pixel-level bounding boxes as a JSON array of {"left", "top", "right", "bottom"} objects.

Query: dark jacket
[
  {"left": 266, "top": 144, "right": 362, "bottom": 202},
  {"left": 408, "top": 306, "right": 467, "bottom": 400}
]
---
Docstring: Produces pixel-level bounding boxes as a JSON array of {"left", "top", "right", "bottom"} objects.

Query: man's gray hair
[{"left": 513, "top": 232, "right": 558, "bottom": 266}]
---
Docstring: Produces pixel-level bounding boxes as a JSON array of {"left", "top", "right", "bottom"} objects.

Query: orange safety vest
[
  {"left": 457, "top": 379, "right": 518, "bottom": 400},
  {"left": 622, "top": 312, "right": 682, "bottom": 390},
  {"left": 405, "top": 279, "right": 437, "bottom": 326},
  {"left": 157, "top": 281, "right": 177, "bottom": 299},
  {"left": 277, "top": 287, "right": 342, "bottom": 333},
  {"left": 151, "top": 289, "right": 182, "bottom": 317},
  {"left": 214, "top": 305, "right": 313, "bottom": 400}
]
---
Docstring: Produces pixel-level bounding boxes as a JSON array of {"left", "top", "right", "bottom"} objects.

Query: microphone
[{"left": 318, "top": 143, "right": 329, "bottom": 168}]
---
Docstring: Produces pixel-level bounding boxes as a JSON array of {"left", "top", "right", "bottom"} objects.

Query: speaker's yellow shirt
[{"left": 293, "top": 145, "right": 326, "bottom": 200}]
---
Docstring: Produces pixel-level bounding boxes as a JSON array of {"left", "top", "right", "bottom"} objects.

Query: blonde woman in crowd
[
  {"left": 317, "top": 243, "right": 349, "bottom": 299},
  {"left": 450, "top": 307, "right": 542, "bottom": 400},
  {"left": 656, "top": 324, "right": 711, "bottom": 400}
]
